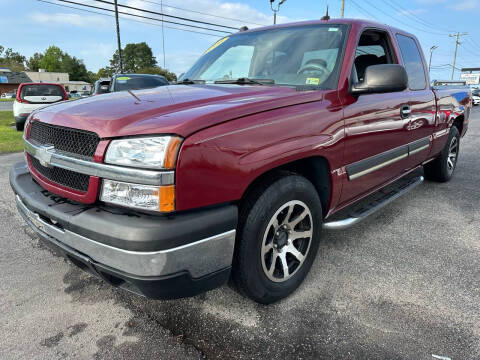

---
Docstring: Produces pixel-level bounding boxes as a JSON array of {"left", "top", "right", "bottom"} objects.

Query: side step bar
[{"left": 323, "top": 176, "right": 424, "bottom": 230}]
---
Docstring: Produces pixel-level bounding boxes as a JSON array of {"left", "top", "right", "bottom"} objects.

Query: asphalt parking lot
[
  {"left": 1, "top": 107, "right": 479, "bottom": 360},
  {"left": 0, "top": 101, "right": 14, "bottom": 111}
]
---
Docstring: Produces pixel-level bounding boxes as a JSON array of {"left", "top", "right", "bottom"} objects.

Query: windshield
[
  {"left": 113, "top": 75, "right": 168, "bottom": 92},
  {"left": 181, "top": 24, "right": 347, "bottom": 89}
]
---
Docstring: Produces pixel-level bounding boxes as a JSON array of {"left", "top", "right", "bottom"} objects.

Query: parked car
[
  {"left": 1, "top": 92, "right": 15, "bottom": 98},
  {"left": 11, "top": 19, "right": 471, "bottom": 304},
  {"left": 13, "top": 83, "right": 68, "bottom": 131},
  {"left": 472, "top": 88, "right": 480, "bottom": 105},
  {"left": 109, "top": 73, "right": 169, "bottom": 92},
  {"left": 92, "top": 77, "right": 111, "bottom": 95}
]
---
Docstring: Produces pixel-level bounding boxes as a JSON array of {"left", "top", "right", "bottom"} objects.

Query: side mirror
[{"left": 350, "top": 64, "right": 408, "bottom": 95}]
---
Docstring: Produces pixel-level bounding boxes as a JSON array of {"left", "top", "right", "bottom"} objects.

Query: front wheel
[
  {"left": 232, "top": 174, "right": 322, "bottom": 304},
  {"left": 424, "top": 126, "right": 460, "bottom": 182}
]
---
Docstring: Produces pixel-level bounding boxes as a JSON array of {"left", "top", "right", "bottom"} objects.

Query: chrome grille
[
  {"left": 29, "top": 121, "right": 99, "bottom": 159},
  {"left": 29, "top": 155, "right": 90, "bottom": 192}
]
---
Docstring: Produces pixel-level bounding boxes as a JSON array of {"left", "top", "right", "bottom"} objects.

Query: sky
[{"left": 2, "top": 0, "right": 480, "bottom": 80}]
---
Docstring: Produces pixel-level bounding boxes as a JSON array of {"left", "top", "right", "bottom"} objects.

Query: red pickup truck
[{"left": 10, "top": 19, "right": 471, "bottom": 304}]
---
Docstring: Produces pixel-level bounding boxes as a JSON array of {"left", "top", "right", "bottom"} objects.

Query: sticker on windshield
[
  {"left": 306, "top": 78, "right": 320, "bottom": 85},
  {"left": 116, "top": 76, "right": 131, "bottom": 81},
  {"left": 204, "top": 37, "right": 229, "bottom": 54},
  {"left": 328, "top": 27, "right": 339, "bottom": 32}
]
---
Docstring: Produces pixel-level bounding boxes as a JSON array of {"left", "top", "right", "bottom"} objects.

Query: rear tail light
[{"left": 16, "top": 93, "right": 29, "bottom": 104}]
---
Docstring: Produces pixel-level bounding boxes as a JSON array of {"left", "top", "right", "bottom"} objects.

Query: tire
[
  {"left": 232, "top": 173, "right": 322, "bottom": 304},
  {"left": 15, "top": 121, "right": 24, "bottom": 131},
  {"left": 424, "top": 126, "right": 460, "bottom": 182}
]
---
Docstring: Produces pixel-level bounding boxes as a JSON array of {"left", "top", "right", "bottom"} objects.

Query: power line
[
  {"left": 382, "top": 0, "right": 454, "bottom": 34},
  {"left": 94, "top": 0, "right": 239, "bottom": 30},
  {"left": 135, "top": 0, "right": 267, "bottom": 27},
  {"left": 360, "top": 0, "right": 450, "bottom": 36},
  {"left": 349, "top": 0, "right": 379, "bottom": 21},
  {"left": 37, "top": 0, "right": 224, "bottom": 37},
  {"left": 52, "top": 0, "right": 233, "bottom": 34}
]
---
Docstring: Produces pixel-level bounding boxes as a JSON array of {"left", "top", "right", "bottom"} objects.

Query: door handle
[{"left": 400, "top": 105, "right": 411, "bottom": 119}]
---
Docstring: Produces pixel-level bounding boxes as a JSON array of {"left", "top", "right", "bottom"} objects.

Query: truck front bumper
[{"left": 10, "top": 161, "right": 238, "bottom": 299}]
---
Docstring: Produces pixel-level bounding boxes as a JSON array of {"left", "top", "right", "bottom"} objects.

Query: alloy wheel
[
  {"left": 447, "top": 136, "right": 458, "bottom": 174},
  {"left": 261, "top": 200, "right": 313, "bottom": 282}
]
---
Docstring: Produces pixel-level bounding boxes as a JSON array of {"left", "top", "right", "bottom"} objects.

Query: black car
[{"left": 110, "top": 74, "right": 169, "bottom": 92}]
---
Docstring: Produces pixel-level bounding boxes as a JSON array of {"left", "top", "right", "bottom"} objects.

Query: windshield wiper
[
  {"left": 214, "top": 77, "right": 275, "bottom": 85},
  {"left": 176, "top": 78, "right": 206, "bottom": 85}
]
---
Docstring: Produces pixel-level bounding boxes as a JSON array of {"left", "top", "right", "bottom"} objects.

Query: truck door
[
  {"left": 340, "top": 29, "right": 412, "bottom": 204},
  {"left": 395, "top": 34, "right": 436, "bottom": 167}
]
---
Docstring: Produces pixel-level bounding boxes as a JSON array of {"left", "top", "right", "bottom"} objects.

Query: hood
[{"left": 31, "top": 84, "right": 324, "bottom": 138}]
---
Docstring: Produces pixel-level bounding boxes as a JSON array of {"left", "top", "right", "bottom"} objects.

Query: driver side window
[{"left": 353, "top": 30, "right": 396, "bottom": 82}]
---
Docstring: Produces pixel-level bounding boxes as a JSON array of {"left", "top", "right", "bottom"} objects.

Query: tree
[
  {"left": 97, "top": 67, "right": 111, "bottom": 78},
  {"left": 87, "top": 71, "right": 98, "bottom": 84},
  {"left": 0, "top": 45, "right": 26, "bottom": 71},
  {"left": 109, "top": 42, "right": 157, "bottom": 73},
  {"left": 26, "top": 52, "right": 44, "bottom": 71},
  {"left": 61, "top": 54, "right": 89, "bottom": 82},
  {"left": 138, "top": 66, "right": 177, "bottom": 82},
  {"left": 105, "top": 42, "right": 177, "bottom": 81},
  {"left": 39, "top": 46, "right": 63, "bottom": 72},
  {"left": 36, "top": 46, "right": 90, "bottom": 82}
]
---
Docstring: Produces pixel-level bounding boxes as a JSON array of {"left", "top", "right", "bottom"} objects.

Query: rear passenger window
[{"left": 396, "top": 34, "right": 427, "bottom": 90}]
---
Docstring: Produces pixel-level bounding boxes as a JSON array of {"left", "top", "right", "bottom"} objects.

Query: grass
[
  {"left": 0, "top": 98, "right": 14, "bottom": 102},
  {"left": 0, "top": 111, "right": 23, "bottom": 153}
]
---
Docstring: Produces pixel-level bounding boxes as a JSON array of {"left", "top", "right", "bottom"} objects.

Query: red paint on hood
[{"left": 30, "top": 84, "right": 324, "bottom": 138}]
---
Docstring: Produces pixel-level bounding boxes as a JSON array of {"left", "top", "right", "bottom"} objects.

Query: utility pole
[
  {"left": 449, "top": 32, "right": 467, "bottom": 80},
  {"left": 113, "top": 0, "right": 123, "bottom": 73},
  {"left": 428, "top": 45, "right": 438, "bottom": 73},
  {"left": 270, "top": 0, "right": 287, "bottom": 25},
  {"left": 341, "top": 0, "right": 345, "bottom": 18},
  {"left": 160, "top": 0, "right": 166, "bottom": 68}
]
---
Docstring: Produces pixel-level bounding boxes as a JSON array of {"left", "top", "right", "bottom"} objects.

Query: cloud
[
  {"left": 29, "top": 11, "right": 108, "bottom": 28},
  {"left": 398, "top": 8, "right": 427, "bottom": 16},
  {"left": 449, "top": 0, "right": 478, "bottom": 10},
  {"left": 417, "top": 0, "right": 477, "bottom": 10}
]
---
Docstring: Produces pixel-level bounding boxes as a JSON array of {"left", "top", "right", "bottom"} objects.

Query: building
[
  {"left": 460, "top": 68, "right": 480, "bottom": 86},
  {"left": 25, "top": 69, "right": 69, "bottom": 84},
  {"left": 64, "top": 81, "right": 93, "bottom": 93},
  {"left": 0, "top": 69, "right": 32, "bottom": 95},
  {"left": 25, "top": 69, "right": 92, "bottom": 93}
]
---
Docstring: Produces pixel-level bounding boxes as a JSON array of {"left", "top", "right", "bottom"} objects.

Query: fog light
[{"left": 100, "top": 180, "right": 175, "bottom": 212}]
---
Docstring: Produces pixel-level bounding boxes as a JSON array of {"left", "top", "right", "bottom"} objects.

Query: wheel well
[
  {"left": 453, "top": 115, "right": 464, "bottom": 135},
  {"left": 240, "top": 157, "right": 331, "bottom": 215}
]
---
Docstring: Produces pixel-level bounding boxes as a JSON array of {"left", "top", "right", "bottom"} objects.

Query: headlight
[
  {"left": 101, "top": 179, "right": 175, "bottom": 212},
  {"left": 105, "top": 136, "right": 182, "bottom": 169}
]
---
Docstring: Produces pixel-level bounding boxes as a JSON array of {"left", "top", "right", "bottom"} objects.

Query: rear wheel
[
  {"left": 424, "top": 126, "right": 460, "bottom": 182},
  {"left": 233, "top": 173, "right": 322, "bottom": 304}
]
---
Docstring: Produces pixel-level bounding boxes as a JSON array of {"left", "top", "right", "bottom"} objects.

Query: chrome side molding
[
  {"left": 323, "top": 176, "right": 424, "bottom": 230},
  {"left": 23, "top": 137, "right": 174, "bottom": 186}
]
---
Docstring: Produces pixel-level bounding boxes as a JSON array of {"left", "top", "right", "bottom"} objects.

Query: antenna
[{"left": 321, "top": 5, "right": 330, "bottom": 20}]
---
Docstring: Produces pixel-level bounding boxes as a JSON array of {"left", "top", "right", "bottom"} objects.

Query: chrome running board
[{"left": 323, "top": 176, "right": 424, "bottom": 230}]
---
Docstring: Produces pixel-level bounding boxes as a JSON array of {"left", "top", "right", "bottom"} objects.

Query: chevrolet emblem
[{"left": 36, "top": 145, "right": 55, "bottom": 168}]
